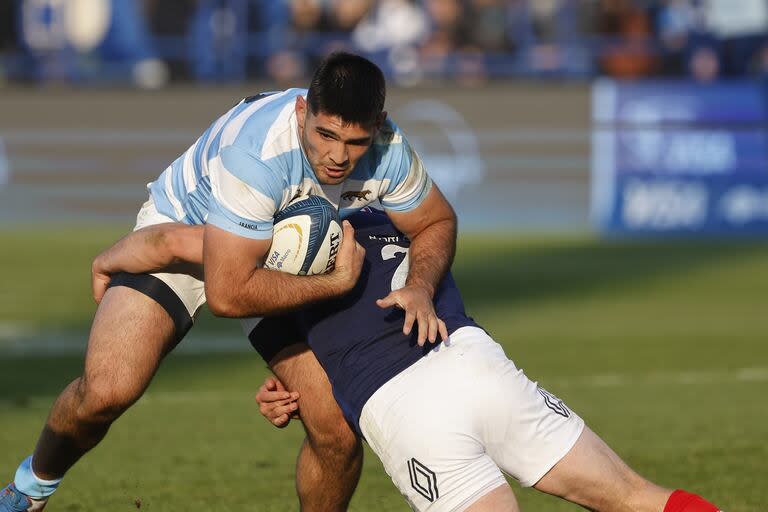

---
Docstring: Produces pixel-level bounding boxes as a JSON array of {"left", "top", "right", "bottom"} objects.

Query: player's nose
[{"left": 329, "top": 142, "right": 348, "bottom": 167}]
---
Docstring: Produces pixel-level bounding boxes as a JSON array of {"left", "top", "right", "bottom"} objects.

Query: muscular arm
[
  {"left": 388, "top": 185, "right": 457, "bottom": 296},
  {"left": 91, "top": 221, "right": 364, "bottom": 315},
  {"left": 91, "top": 223, "right": 204, "bottom": 303},
  {"left": 203, "top": 222, "right": 363, "bottom": 318},
  {"left": 379, "top": 185, "right": 457, "bottom": 344}
]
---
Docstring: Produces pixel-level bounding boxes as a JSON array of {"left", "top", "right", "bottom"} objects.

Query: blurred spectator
[
  {"left": 264, "top": 0, "right": 374, "bottom": 85},
  {"left": 15, "top": 0, "right": 163, "bottom": 86},
  {"left": 421, "top": 0, "right": 466, "bottom": 59},
  {"left": 353, "top": 0, "right": 429, "bottom": 53},
  {"left": 352, "top": 0, "right": 430, "bottom": 82},
  {"left": 700, "top": 0, "right": 768, "bottom": 77},
  {"left": 144, "top": 0, "right": 196, "bottom": 78},
  {"left": 657, "top": 0, "right": 702, "bottom": 75},
  {"left": 420, "top": 0, "right": 489, "bottom": 82},
  {"left": 508, "top": 0, "right": 592, "bottom": 76},
  {"left": 3, "top": 0, "right": 768, "bottom": 85},
  {"left": 597, "top": 0, "right": 658, "bottom": 78},
  {"left": 145, "top": 0, "right": 196, "bottom": 37},
  {"left": 189, "top": 0, "right": 248, "bottom": 82},
  {"left": 0, "top": 1, "right": 17, "bottom": 54},
  {"left": 465, "top": 0, "right": 513, "bottom": 52},
  {"left": 329, "top": 0, "right": 374, "bottom": 33}
]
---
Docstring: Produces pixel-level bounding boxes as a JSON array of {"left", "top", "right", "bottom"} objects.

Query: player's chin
[{"left": 317, "top": 169, "right": 351, "bottom": 185}]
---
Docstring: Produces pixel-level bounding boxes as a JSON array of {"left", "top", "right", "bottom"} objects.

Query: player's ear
[{"left": 295, "top": 96, "right": 307, "bottom": 130}]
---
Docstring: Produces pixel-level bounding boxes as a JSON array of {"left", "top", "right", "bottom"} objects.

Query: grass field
[{"left": 1, "top": 227, "right": 767, "bottom": 511}]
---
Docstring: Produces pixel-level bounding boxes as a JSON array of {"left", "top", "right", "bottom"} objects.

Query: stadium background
[{"left": 1, "top": 1, "right": 767, "bottom": 511}]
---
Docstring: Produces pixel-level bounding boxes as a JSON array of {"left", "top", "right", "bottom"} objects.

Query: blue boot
[{"left": 0, "top": 483, "right": 47, "bottom": 512}]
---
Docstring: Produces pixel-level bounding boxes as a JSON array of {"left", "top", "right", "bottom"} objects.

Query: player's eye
[{"left": 319, "top": 132, "right": 334, "bottom": 140}]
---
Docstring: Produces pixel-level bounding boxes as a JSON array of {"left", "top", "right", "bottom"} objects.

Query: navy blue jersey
[{"left": 250, "top": 208, "right": 477, "bottom": 432}]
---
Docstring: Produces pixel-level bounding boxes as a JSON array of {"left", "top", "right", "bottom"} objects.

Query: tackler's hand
[
  {"left": 255, "top": 376, "right": 300, "bottom": 428},
  {"left": 376, "top": 284, "right": 449, "bottom": 347},
  {"left": 91, "top": 255, "right": 112, "bottom": 305}
]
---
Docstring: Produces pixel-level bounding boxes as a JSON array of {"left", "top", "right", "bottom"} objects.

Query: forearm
[
  {"left": 203, "top": 221, "right": 364, "bottom": 318},
  {"left": 206, "top": 268, "right": 345, "bottom": 317},
  {"left": 405, "top": 215, "right": 457, "bottom": 296},
  {"left": 94, "top": 223, "right": 202, "bottom": 275}
]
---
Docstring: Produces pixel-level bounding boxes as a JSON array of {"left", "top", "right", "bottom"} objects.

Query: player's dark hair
[{"left": 306, "top": 52, "right": 386, "bottom": 126}]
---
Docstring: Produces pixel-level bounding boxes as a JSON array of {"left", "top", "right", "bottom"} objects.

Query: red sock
[{"left": 664, "top": 490, "right": 721, "bottom": 512}]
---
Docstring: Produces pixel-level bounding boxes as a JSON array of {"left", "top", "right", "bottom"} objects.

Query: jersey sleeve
[
  {"left": 380, "top": 135, "right": 433, "bottom": 212},
  {"left": 207, "top": 144, "right": 284, "bottom": 239}
]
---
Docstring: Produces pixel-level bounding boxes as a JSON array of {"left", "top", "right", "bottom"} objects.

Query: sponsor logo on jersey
[
  {"left": 341, "top": 190, "right": 372, "bottom": 202},
  {"left": 239, "top": 221, "right": 267, "bottom": 231},
  {"left": 369, "top": 235, "right": 401, "bottom": 242},
  {"left": 407, "top": 458, "right": 439, "bottom": 503},
  {"left": 538, "top": 388, "right": 570, "bottom": 418}
]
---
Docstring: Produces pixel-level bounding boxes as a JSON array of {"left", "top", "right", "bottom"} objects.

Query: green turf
[{"left": 1, "top": 228, "right": 767, "bottom": 511}]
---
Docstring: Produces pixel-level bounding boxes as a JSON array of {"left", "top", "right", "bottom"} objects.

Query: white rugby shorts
[
  {"left": 359, "top": 326, "right": 585, "bottom": 512},
  {"left": 133, "top": 197, "right": 207, "bottom": 318},
  {"left": 134, "top": 197, "right": 266, "bottom": 341}
]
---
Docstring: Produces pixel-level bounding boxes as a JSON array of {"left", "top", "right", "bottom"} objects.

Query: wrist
[
  {"left": 91, "top": 254, "right": 109, "bottom": 276},
  {"left": 406, "top": 278, "right": 435, "bottom": 298},
  {"left": 327, "top": 266, "right": 356, "bottom": 295}
]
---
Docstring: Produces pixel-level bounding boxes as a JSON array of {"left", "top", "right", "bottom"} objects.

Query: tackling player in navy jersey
[
  {"left": 1, "top": 53, "right": 455, "bottom": 512},
  {"left": 251, "top": 208, "right": 723, "bottom": 512}
]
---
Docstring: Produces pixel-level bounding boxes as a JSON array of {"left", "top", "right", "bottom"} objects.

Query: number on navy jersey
[{"left": 381, "top": 244, "right": 409, "bottom": 291}]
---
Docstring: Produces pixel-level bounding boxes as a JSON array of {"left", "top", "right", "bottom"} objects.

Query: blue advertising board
[{"left": 592, "top": 79, "right": 768, "bottom": 236}]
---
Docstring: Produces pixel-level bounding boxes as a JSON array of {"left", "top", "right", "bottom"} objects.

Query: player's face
[{"left": 296, "top": 96, "right": 381, "bottom": 185}]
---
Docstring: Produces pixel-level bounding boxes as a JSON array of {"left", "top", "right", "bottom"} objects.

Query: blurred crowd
[{"left": 2, "top": 0, "right": 768, "bottom": 85}]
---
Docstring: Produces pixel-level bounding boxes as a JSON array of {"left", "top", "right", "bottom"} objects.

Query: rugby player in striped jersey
[{"left": 1, "top": 53, "right": 455, "bottom": 511}]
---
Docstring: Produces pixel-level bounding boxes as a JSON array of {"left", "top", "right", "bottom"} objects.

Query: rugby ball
[{"left": 264, "top": 195, "right": 342, "bottom": 275}]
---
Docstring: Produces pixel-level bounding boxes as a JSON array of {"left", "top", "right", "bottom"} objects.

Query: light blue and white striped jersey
[{"left": 148, "top": 88, "right": 432, "bottom": 240}]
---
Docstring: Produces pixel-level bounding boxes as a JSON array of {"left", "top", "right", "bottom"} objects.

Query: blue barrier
[{"left": 592, "top": 79, "right": 768, "bottom": 236}]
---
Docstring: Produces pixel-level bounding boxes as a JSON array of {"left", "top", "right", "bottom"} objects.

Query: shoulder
[
  {"left": 373, "top": 118, "right": 405, "bottom": 151},
  {"left": 222, "top": 89, "right": 306, "bottom": 160}
]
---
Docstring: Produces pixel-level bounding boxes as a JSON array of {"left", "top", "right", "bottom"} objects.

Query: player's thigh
[
  {"left": 359, "top": 335, "right": 508, "bottom": 512},
  {"left": 269, "top": 344, "right": 356, "bottom": 449},
  {"left": 532, "top": 426, "right": 669, "bottom": 511},
  {"left": 82, "top": 284, "right": 178, "bottom": 401},
  {"left": 464, "top": 484, "right": 519, "bottom": 512},
  {"left": 83, "top": 264, "right": 204, "bottom": 399}
]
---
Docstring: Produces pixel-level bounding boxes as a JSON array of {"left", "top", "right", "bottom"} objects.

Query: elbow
[
  {"left": 443, "top": 203, "right": 458, "bottom": 226},
  {"left": 205, "top": 286, "right": 240, "bottom": 318}
]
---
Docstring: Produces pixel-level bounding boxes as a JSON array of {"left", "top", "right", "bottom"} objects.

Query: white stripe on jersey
[
  {"left": 261, "top": 103, "right": 299, "bottom": 161},
  {"left": 208, "top": 153, "right": 277, "bottom": 223},
  {"left": 182, "top": 140, "right": 197, "bottom": 191},
  {"left": 163, "top": 167, "right": 185, "bottom": 218},
  {"left": 383, "top": 146, "right": 430, "bottom": 207},
  {"left": 220, "top": 91, "right": 289, "bottom": 148},
  {"left": 200, "top": 107, "right": 239, "bottom": 177}
]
